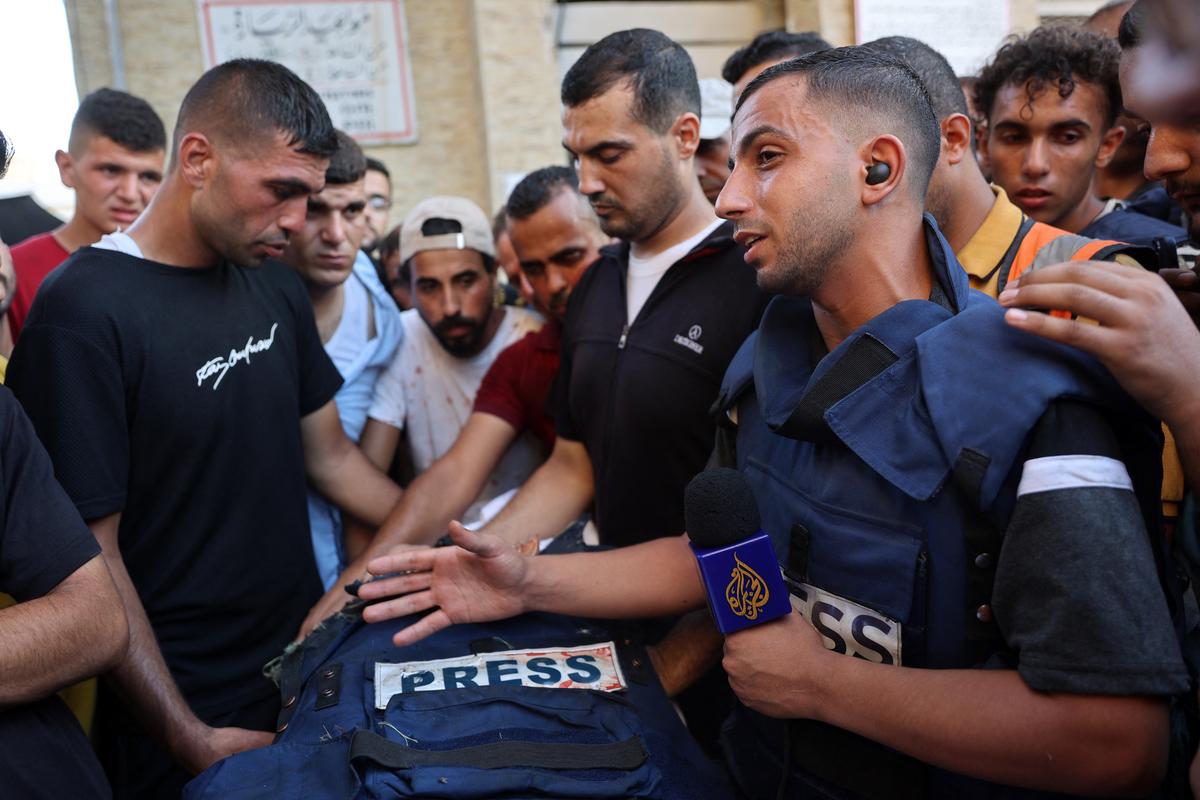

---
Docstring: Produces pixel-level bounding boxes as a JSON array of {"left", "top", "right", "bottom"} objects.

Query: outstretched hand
[
  {"left": 999, "top": 260, "right": 1200, "bottom": 427},
  {"left": 358, "top": 522, "right": 531, "bottom": 647}
]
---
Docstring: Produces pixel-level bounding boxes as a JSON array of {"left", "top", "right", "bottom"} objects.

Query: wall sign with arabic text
[
  {"left": 854, "top": 0, "right": 1010, "bottom": 77},
  {"left": 197, "top": 0, "right": 418, "bottom": 145}
]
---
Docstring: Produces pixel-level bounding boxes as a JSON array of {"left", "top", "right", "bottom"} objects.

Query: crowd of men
[{"left": 2, "top": 0, "right": 1199, "bottom": 797}]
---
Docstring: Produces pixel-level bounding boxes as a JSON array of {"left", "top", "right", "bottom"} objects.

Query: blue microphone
[{"left": 685, "top": 468, "right": 791, "bottom": 634}]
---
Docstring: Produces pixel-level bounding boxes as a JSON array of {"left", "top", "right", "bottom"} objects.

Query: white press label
[
  {"left": 374, "top": 642, "right": 626, "bottom": 708},
  {"left": 790, "top": 584, "right": 903, "bottom": 665}
]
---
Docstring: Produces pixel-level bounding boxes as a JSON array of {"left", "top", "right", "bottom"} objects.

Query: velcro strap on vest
[
  {"left": 778, "top": 333, "right": 898, "bottom": 441},
  {"left": 348, "top": 729, "right": 648, "bottom": 771}
]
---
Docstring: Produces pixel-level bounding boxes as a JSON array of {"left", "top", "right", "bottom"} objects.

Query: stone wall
[{"left": 61, "top": 0, "right": 1044, "bottom": 224}]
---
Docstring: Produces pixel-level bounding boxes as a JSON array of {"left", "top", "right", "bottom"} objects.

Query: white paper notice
[
  {"left": 855, "top": 0, "right": 1011, "bottom": 76},
  {"left": 197, "top": 0, "right": 418, "bottom": 144}
]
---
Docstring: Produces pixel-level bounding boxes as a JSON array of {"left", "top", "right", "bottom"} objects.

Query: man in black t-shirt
[
  {"left": 8, "top": 60, "right": 402, "bottom": 799},
  {"left": 0, "top": 128, "right": 126, "bottom": 800},
  {"left": 0, "top": 390, "right": 128, "bottom": 799}
]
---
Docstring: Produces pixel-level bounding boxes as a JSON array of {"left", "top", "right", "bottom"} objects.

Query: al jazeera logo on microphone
[
  {"left": 684, "top": 467, "right": 791, "bottom": 634},
  {"left": 725, "top": 552, "right": 770, "bottom": 621}
]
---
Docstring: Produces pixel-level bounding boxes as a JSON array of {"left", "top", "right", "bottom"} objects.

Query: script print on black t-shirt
[{"left": 8, "top": 248, "right": 343, "bottom": 716}]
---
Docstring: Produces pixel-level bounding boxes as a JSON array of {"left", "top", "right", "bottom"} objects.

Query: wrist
[
  {"left": 519, "top": 554, "right": 551, "bottom": 614},
  {"left": 798, "top": 645, "right": 840, "bottom": 723},
  {"left": 166, "top": 714, "right": 211, "bottom": 769}
]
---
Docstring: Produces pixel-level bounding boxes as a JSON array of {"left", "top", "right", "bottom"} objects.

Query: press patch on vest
[
  {"left": 374, "top": 642, "right": 626, "bottom": 707},
  {"left": 789, "top": 583, "right": 903, "bottom": 665},
  {"left": 1016, "top": 455, "right": 1133, "bottom": 497}
]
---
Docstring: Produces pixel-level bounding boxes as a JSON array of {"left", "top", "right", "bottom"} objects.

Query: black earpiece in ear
[{"left": 865, "top": 162, "right": 891, "bottom": 185}]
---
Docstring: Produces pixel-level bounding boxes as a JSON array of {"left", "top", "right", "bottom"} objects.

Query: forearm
[
  {"left": 523, "top": 536, "right": 705, "bottom": 619},
  {"left": 0, "top": 556, "right": 128, "bottom": 706},
  {"left": 376, "top": 456, "right": 494, "bottom": 550},
  {"left": 98, "top": 540, "right": 208, "bottom": 759},
  {"left": 312, "top": 441, "right": 403, "bottom": 527},
  {"left": 646, "top": 609, "right": 723, "bottom": 697},
  {"left": 483, "top": 460, "right": 593, "bottom": 546},
  {"left": 810, "top": 656, "right": 1167, "bottom": 796}
]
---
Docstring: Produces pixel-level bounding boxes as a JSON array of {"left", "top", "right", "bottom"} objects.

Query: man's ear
[
  {"left": 941, "top": 113, "right": 973, "bottom": 166},
  {"left": 860, "top": 134, "right": 906, "bottom": 207},
  {"left": 176, "top": 132, "right": 215, "bottom": 190},
  {"left": 672, "top": 112, "right": 702, "bottom": 160},
  {"left": 1095, "top": 123, "right": 1127, "bottom": 169},
  {"left": 54, "top": 149, "right": 75, "bottom": 189}
]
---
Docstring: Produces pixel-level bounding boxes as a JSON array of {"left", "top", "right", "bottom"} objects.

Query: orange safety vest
[{"left": 994, "top": 218, "right": 1151, "bottom": 318}]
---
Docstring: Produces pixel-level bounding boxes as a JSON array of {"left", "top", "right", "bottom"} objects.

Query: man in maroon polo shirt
[{"left": 301, "top": 165, "right": 606, "bottom": 633}]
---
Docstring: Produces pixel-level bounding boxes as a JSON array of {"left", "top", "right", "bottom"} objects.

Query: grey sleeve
[{"left": 992, "top": 400, "right": 1189, "bottom": 696}]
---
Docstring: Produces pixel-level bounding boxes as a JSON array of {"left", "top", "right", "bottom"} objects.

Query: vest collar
[{"left": 754, "top": 216, "right": 966, "bottom": 439}]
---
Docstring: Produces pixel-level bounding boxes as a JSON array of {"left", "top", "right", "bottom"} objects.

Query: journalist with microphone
[{"left": 359, "top": 46, "right": 1185, "bottom": 798}]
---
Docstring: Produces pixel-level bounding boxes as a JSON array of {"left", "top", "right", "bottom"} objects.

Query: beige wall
[
  {"left": 63, "top": 0, "right": 562, "bottom": 222},
  {"left": 62, "top": 0, "right": 1045, "bottom": 225}
]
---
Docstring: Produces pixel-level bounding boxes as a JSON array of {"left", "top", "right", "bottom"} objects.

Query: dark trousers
[{"left": 94, "top": 684, "right": 280, "bottom": 800}]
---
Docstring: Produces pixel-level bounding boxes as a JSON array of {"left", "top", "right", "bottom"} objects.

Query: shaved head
[{"left": 172, "top": 59, "right": 336, "bottom": 160}]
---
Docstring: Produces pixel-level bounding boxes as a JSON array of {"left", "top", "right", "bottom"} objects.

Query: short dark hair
[
  {"left": 737, "top": 47, "right": 941, "bottom": 198},
  {"left": 974, "top": 26, "right": 1122, "bottom": 128},
  {"left": 365, "top": 156, "right": 390, "bottom": 181},
  {"left": 1117, "top": 0, "right": 1147, "bottom": 49},
  {"left": 863, "top": 37, "right": 968, "bottom": 121},
  {"left": 506, "top": 166, "right": 580, "bottom": 221},
  {"left": 325, "top": 130, "right": 366, "bottom": 185},
  {"left": 0, "top": 129, "right": 12, "bottom": 179},
  {"left": 69, "top": 88, "right": 166, "bottom": 155},
  {"left": 561, "top": 29, "right": 699, "bottom": 134},
  {"left": 173, "top": 59, "right": 337, "bottom": 158},
  {"left": 380, "top": 224, "right": 402, "bottom": 258},
  {"left": 721, "top": 30, "right": 831, "bottom": 84}
]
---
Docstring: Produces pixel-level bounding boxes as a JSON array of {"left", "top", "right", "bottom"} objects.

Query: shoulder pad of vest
[
  {"left": 916, "top": 299, "right": 1128, "bottom": 509},
  {"left": 824, "top": 296, "right": 1129, "bottom": 510}
]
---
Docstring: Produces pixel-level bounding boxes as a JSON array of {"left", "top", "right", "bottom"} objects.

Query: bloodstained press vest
[
  {"left": 185, "top": 536, "right": 731, "bottom": 799},
  {"left": 714, "top": 218, "right": 1163, "bottom": 799}
]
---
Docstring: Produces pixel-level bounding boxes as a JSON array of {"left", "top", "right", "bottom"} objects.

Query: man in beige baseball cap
[
  {"left": 355, "top": 195, "right": 544, "bottom": 532},
  {"left": 398, "top": 195, "right": 496, "bottom": 266}
]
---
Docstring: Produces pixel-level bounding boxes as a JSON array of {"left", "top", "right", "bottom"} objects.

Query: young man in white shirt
[{"left": 359, "top": 196, "right": 542, "bottom": 523}]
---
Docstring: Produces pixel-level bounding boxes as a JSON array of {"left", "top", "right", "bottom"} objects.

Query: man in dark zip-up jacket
[
  {"left": 471, "top": 29, "right": 767, "bottom": 552},
  {"left": 453, "top": 31, "right": 767, "bottom": 732},
  {"left": 553, "top": 225, "right": 765, "bottom": 548}
]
